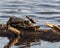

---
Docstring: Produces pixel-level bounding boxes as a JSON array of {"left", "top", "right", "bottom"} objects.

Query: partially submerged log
[
  {"left": 0, "top": 24, "right": 60, "bottom": 42},
  {"left": 0, "top": 16, "right": 60, "bottom": 48}
]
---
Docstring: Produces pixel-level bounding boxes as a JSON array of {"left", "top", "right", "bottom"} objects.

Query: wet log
[
  {"left": 8, "top": 25, "right": 21, "bottom": 36},
  {"left": 45, "top": 22, "right": 60, "bottom": 32},
  {"left": 0, "top": 24, "right": 60, "bottom": 42}
]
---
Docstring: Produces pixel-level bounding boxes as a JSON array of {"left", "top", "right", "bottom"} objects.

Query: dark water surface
[{"left": 0, "top": 0, "right": 60, "bottom": 48}]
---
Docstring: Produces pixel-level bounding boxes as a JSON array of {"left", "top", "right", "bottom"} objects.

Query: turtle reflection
[{"left": 4, "top": 36, "right": 41, "bottom": 48}]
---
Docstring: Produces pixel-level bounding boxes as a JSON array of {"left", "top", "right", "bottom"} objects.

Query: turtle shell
[{"left": 7, "top": 16, "right": 40, "bottom": 31}]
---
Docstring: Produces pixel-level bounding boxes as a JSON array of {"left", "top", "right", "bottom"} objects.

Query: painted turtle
[{"left": 6, "top": 16, "right": 40, "bottom": 31}]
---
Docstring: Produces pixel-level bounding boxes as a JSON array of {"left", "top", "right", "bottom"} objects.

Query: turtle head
[{"left": 26, "top": 16, "right": 36, "bottom": 24}]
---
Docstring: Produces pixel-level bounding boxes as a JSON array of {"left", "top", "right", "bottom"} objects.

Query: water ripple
[
  {"left": 37, "top": 4, "right": 57, "bottom": 7},
  {"left": 35, "top": 12, "right": 60, "bottom": 14}
]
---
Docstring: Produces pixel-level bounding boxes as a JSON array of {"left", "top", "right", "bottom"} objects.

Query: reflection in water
[
  {"left": 4, "top": 37, "right": 19, "bottom": 48},
  {"left": 4, "top": 36, "right": 40, "bottom": 48}
]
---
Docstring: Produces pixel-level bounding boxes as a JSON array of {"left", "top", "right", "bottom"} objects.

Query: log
[
  {"left": 45, "top": 22, "right": 60, "bottom": 32},
  {"left": 8, "top": 25, "right": 21, "bottom": 36},
  {"left": 0, "top": 25, "right": 60, "bottom": 42}
]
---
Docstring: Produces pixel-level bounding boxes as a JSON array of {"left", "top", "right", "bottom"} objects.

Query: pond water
[{"left": 0, "top": 0, "right": 60, "bottom": 48}]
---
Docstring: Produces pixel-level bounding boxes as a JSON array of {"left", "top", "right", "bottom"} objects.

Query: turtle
[{"left": 6, "top": 16, "right": 40, "bottom": 31}]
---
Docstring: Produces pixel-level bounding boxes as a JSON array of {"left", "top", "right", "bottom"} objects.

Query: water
[{"left": 0, "top": 0, "right": 60, "bottom": 48}]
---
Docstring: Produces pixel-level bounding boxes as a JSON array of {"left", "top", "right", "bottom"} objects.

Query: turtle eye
[
  {"left": 25, "top": 21, "right": 29, "bottom": 24},
  {"left": 24, "top": 21, "right": 29, "bottom": 25}
]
